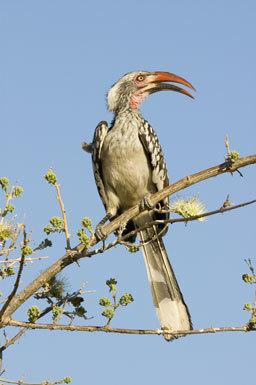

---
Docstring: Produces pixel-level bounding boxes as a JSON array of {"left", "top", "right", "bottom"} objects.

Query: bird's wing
[
  {"left": 138, "top": 119, "right": 170, "bottom": 216},
  {"left": 91, "top": 121, "right": 109, "bottom": 211}
]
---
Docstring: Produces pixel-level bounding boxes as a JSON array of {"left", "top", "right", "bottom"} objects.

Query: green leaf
[
  {"left": 36, "top": 238, "right": 52, "bottom": 250},
  {"left": 27, "top": 306, "right": 40, "bottom": 322},
  {"left": 12, "top": 186, "right": 24, "bottom": 198},
  {"left": 106, "top": 278, "right": 117, "bottom": 293},
  {"left": 75, "top": 306, "right": 87, "bottom": 317},
  {"left": 52, "top": 305, "right": 62, "bottom": 321},
  {"left": 44, "top": 217, "right": 64, "bottom": 234},
  {"left": 127, "top": 245, "right": 139, "bottom": 253},
  {"left": 99, "top": 297, "right": 112, "bottom": 307},
  {"left": 81, "top": 217, "right": 93, "bottom": 232},
  {"left": 242, "top": 274, "right": 255, "bottom": 284},
  {"left": 119, "top": 293, "right": 134, "bottom": 306},
  {"left": 0, "top": 178, "right": 9, "bottom": 192},
  {"left": 44, "top": 169, "right": 57, "bottom": 185},
  {"left": 77, "top": 229, "right": 89, "bottom": 247},
  {"left": 243, "top": 303, "right": 252, "bottom": 312},
  {"left": 102, "top": 308, "right": 115, "bottom": 319},
  {"left": 63, "top": 377, "right": 72, "bottom": 384},
  {"left": 0, "top": 224, "right": 14, "bottom": 241},
  {"left": 21, "top": 246, "right": 33, "bottom": 256},
  {"left": 228, "top": 151, "right": 240, "bottom": 163}
]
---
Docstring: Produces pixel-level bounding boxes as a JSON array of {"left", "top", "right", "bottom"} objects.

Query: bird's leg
[
  {"left": 139, "top": 193, "right": 155, "bottom": 211},
  {"left": 95, "top": 213, "right": 113, "bottom": 241}
]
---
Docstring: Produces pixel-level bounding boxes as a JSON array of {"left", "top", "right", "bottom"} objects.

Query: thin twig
[
  {"left": 162, "top": 199, "right": 256, "bottom": 224},
  {"left": 0, "top": 225, "right": 24, "bottom": 259},
  {"left": 0, "top": 256, "right": 49, "bottom": 265},
  {"left": 0, "top": 187, "right": 14, "bottom": 226},
  {"left": 85, "top": 199, "right": 256, "bottom": 257},
  {"left": 0, "top": 328, "right": 27, "bottom": 353},
  {"left": 0, "top": 232, "right": 27, "bottom": 320},
  {"left": 245, "top": 259, "right": 256, "bottom": 322},
  {"left": 55, "top": 183, "right": 70, "bottom": 250},
  {"left": 0, "top": 280, "right": 92, "bottom": 351},
  {"left": 0, "top": 377, "right": 66, "bottom": 385},
  {"left": 6, "top": 319, "right": 254, "bottom": 337},
  {"left": 219, "top": 194, "right": 234, "bottom": 210}
]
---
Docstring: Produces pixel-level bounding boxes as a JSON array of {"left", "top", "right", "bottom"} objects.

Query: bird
[{"left": 88, "top": 71, "right": 195, "bottom": 340}]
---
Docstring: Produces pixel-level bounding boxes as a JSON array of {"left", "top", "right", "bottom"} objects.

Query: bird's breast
[{"left": 101, "top": 127, "right": 155, "bottom": 210}]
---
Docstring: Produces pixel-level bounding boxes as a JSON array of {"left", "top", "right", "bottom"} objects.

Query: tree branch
[
  {"left": 0, "top": 256, "right": 49, "bottom": 266},
  {"left": 88, "top": 198, "right": 256, "bottom": 253},
  {"left": 0, "top": 328, "right": 27, "bottom": 354},
  {"left": 96, "top": 155, "right": 256, "bottom": 243},
  {"left": 0, "top": 376, "right": 68, "bottom": 385},
  {"left": 0, "top": 253, "right": 25, "bottom": 321},
  {"left": 6, "top": 319, "right": 255, "bottom": 337}
]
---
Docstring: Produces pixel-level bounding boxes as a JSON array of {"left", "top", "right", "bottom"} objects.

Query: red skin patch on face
[
  {"left": 130, "top": 75, "right": 148, "bottom": 108},
  {"left": 130, "top": 91, "right": 145, "bottom": 109}
]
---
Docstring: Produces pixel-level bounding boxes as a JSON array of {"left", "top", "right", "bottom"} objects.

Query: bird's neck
[{"left": 110, "top": 108, "right": 144, "bottom": 133}]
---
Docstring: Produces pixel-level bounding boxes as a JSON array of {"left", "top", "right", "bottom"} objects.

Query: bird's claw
[
  {"left": 95, "top": 224, "right": 107, "bottom": 241},
  {"left": 95, "top": 213, "right": 112, "bottom": 241},
  {"left": 140, "top": 193, "right": 154, "bottom": 211}
]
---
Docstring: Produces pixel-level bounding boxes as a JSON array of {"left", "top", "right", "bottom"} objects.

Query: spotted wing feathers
[
  {"left": 138, "top": 119, "right": 170, "bottom": 209},
  {"left": 91, "top": 121, "right": 109, "bottom": 211}
]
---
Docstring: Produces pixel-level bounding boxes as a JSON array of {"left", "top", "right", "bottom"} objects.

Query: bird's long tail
[{"left": 138, "top": 225, "right": 192, "bottom": 341}]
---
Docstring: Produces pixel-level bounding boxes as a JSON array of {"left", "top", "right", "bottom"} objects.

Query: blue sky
[{"left": 1, "top": 1, "right": 256, "bottom": 384}]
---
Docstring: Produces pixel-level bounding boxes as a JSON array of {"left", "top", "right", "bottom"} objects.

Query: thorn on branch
[
  {"left": 220, "top": 194, "right": 235, "bottom": 211},
  {"left": 235, "top": 169, "right": 243, "bottom": 177},
  {"left": 225, "top": 134, "right": 231, "bottom": 156}
]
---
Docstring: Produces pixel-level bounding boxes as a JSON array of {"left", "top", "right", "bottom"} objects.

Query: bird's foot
[
  {"left": 162, "top": 327, "right": 179, "bottom": 341},
  {"left": 95, "top": 213, "right": 112, "bottom": 241},
  {"left": 140, "top": 193, "right": 154, "bottom": 211},
  {"left": 95, "top": 225, "right": 107, "bottom": 241}
]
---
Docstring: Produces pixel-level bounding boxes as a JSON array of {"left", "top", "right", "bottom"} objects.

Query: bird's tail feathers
[{"left": 139, "top": 225, "right": 192, "bottom": 341}]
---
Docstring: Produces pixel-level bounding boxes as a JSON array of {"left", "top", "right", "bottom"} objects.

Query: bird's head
[{"left": 107, "top": 71, "right": 195, "bottom": 113}]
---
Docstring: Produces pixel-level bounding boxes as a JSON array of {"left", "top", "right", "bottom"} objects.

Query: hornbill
[{"left": 88, "top": 71, "right": 195, "bottom": 340}]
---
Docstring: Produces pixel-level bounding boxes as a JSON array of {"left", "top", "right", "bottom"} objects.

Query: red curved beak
[{"left": 145, "top": 71, "right": 196, "bottom": 99}]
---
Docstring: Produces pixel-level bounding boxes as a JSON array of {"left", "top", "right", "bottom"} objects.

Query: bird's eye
[{"left": 136, "top": 75, "right": 145, "bottom": 82}]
